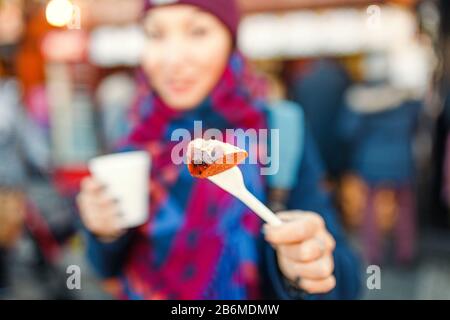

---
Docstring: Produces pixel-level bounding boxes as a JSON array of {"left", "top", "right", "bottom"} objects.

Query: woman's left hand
[{"left": 264, "top": 211, "right": 336, "bottom": 295}]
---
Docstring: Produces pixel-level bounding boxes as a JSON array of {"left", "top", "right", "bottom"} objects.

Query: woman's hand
[
  {"left": 264, "top": 211, "right": 336, "bottom": 295},
  {"left": 76, "top": 177, "right": 125, "bottom": 242}
]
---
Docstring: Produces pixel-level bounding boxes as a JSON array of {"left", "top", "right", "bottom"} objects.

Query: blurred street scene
[{"left": 2, "top": 0, "right": 450, "bottom": 299}]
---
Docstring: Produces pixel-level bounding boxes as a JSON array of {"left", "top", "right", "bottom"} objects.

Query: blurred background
[{"left": 1, "top": 0, "right": 450, "bottom": 299}]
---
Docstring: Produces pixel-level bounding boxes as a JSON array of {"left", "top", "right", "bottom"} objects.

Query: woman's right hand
[{"left": 76, "top": 177, "right": 125, "bottom": 242}]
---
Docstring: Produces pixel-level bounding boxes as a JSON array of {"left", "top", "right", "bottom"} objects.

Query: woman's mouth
[{"left": 166, "top": 79, "right": 196, "bottom": 94}]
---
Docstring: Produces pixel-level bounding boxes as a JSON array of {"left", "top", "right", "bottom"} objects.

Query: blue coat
[{"left": 337, "top": 100, "right": 422, "bottom": 185}]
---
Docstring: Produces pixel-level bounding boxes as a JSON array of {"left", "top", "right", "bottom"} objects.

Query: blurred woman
[{"left": 77, "top": 0, "right": 360, "bottom": 300}]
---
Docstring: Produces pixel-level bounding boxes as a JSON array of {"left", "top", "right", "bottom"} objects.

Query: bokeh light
[{"left": 45, "top": 0, "right": 74, "bottom": 28}]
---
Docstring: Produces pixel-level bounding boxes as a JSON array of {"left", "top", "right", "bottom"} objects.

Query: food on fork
[{"left": 187, "top": 138, "right": 248, "bottom": 178}]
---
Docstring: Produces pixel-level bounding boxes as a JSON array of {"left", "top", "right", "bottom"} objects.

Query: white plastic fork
[{"left": 208, "top": 166, "right": 283, "bottom": 226}]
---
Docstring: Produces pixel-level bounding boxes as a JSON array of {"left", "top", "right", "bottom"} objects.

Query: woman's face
[{"left": 142, "top": 5, "right": 233, "bottom": 110}]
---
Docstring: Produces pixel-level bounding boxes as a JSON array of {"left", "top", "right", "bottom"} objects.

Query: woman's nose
[{"left": 163, "top": 39, "right": 189, "bottom": 68}]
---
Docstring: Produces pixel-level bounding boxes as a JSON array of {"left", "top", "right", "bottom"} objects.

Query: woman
[{"left": 77, "top": 0, "right": 360, "bottom": 300}]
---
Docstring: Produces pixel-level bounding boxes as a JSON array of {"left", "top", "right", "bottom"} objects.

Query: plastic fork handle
[{"left": 238, "top": 189, "right": 283, "bottom": 226}]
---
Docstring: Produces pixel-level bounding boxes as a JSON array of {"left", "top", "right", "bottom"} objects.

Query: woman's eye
[
  {"left": 190, "top": 27, "right": 208, "bottom": 38},
  {"left": 146, "top": 29, "right": 163, "bottom": 40}
]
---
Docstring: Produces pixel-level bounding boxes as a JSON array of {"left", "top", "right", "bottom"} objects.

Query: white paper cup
[{"left": 88, "top": 151, "right": 150, "bottom": 229}]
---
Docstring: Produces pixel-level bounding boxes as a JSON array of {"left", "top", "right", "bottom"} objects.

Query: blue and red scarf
[{"left": 116, "top": 52, "right": 270, "bottom": 299}]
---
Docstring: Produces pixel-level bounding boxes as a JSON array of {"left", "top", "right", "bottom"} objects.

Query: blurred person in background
[
  {"left": 0, "top": 0, "right": 27, "bottom": 295},
  {"left": 0, "top": 0, "right": 66, "bottom": 298},
  {"left": 288, "top": 59, "right": 351, "bottom": 180},
  {"left": 77, "top": 0, "right": 360, "bottom": 300},
  {"left": 337, "top": 46, "right": 429, "bottom": 266},
  {"left": 338, "top": 88, "right": 421, "bottom": 266}
]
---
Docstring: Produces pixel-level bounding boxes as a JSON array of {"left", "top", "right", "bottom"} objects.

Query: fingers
[
  {"left": 279, "top": 254, "right": 335, "bottom": 281},
  {"left": 80, "top": 192, "right": 118, "bottom": 211},
  {"left": 81, "top": 177, "right": 105, "bottom": 195},
  {"left": 268, "top": 211, "right": 338, "bottom": 294},
  {"left": 277, "top": 231, "right": 335, "bottom": 263},
  {"left": 82, "top": 206, "right": 119, "bottom": 234},
  {"left": 264, "top": 211, "right": 325, "bottom": 245},
  {"left": 295, "top": 254, "right": 335, "bottom": 280},
  {"left": 299, "top": 276, "right": 336, "bottom": 294},
  {"left": 77, "top": 177, "right": 123, "bottom": 238},
  {"left": 77, "top": 177, "right": 117, "bottom": 212}
]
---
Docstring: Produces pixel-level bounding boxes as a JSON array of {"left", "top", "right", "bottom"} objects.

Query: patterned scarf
[{"left": 117, "top": 52, "right": 269, "bottom": 300}]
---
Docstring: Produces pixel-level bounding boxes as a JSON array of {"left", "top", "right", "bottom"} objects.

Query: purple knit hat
[{"left": 143, "top": 0, "right": 241, "bottom": 39}]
